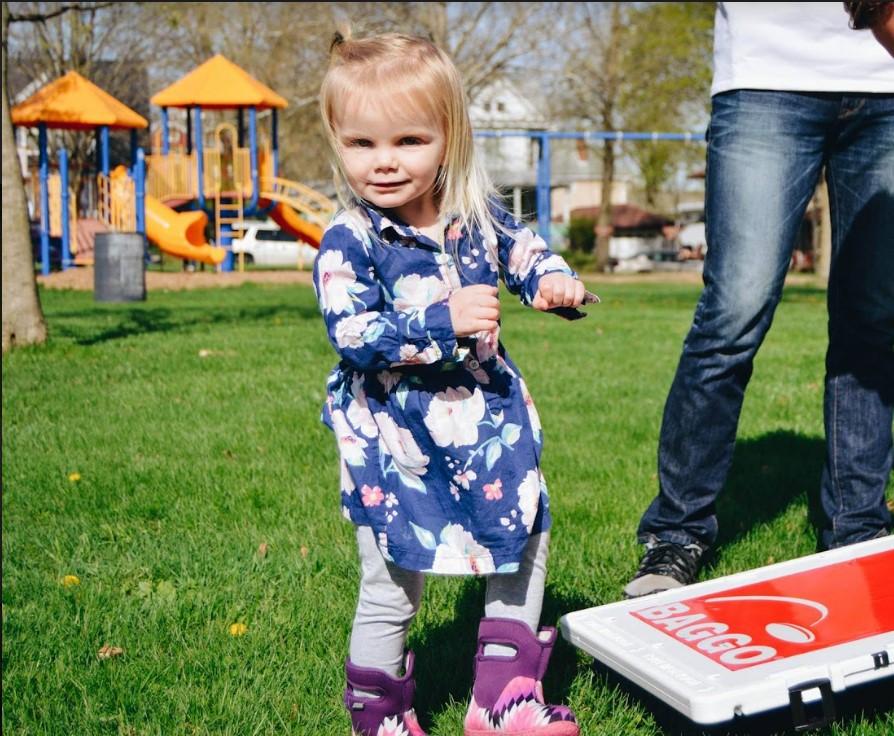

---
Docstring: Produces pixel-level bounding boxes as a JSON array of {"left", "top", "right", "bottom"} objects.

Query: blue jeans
[{"left": 637, "top": 90, "right": 894, "bottom": 552}]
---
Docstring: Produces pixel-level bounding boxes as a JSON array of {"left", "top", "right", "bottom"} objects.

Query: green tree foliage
[{"left": 620, "top": 1, "right": 715, "bottom": 206}]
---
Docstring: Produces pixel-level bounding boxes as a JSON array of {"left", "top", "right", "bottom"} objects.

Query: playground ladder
[{"left": 215, "top": 189, "right": 245, "bottom": 251}]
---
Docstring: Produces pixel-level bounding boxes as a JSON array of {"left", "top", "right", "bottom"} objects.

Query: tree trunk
[
  {"left": 594, "top": 136, "right": 615, "bottom": 272},
  {"left": 593, "top": 1, "right": 622, "bottom": 274},
  {"left": 2, "top": 1, "right": 48, "bottom": 352}
]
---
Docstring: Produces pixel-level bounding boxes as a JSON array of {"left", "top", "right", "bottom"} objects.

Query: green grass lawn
[{"left": 3, "top": 276, "right": 891, "bottom": 735}]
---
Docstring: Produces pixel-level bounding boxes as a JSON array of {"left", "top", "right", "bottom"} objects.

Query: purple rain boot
[
  {"left": 344, "top": 650, "right": 429, "bottom": 736},
  {"left": 463, "top": 618, "right": 579, "bottom": 736}
]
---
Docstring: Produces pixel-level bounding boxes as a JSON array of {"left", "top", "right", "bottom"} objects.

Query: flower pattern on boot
[
  {"left": 464, "top": 675, "right": 578, "bottom": 736},
  {"left": 352, "top": 708, "right": 428, "bottom": 736}
]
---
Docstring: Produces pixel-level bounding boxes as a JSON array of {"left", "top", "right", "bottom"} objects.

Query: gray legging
[{"left": 349, "top": 524, "right": 549, "bottom": 676}]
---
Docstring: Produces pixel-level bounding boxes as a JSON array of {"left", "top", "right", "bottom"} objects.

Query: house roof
[
  {"left": 10, "top": 70, "right": 148, "bottom": 130},
  {"left": 569, "top": 204, "right": 672, "bottom": 230},
  {"left": 150, "top": 54, "right": 287, "bottom": 110}
]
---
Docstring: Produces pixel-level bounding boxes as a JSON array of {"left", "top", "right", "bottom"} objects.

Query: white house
[{"left": 469, "top": 76, "right": 630, "bottom": 234}]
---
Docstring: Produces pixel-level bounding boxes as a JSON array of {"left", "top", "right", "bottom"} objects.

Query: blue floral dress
[{"left": 312, "top": 203, "right": 582, "bottom": 575}]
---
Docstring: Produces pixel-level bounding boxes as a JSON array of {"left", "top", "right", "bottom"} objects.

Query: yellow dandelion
[
  {"left": 60, "top": 575, "right": 81, "bottom": 587},
  {"left": 68, "top": 473, "right": 81, "bottom": 482},
  {"left": 229, "top": 622, "right": 247, "bottom": 637}
]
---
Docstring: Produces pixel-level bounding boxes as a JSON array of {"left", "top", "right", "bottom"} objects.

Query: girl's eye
[
  {"left": 400, "top": 137, "right": 423, "bottom": 146},
  {"left": 348, "top": 139, "right": 372, "bottom": 148}
]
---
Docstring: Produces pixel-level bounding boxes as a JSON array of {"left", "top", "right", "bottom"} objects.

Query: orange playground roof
[
  {"left": 150, "top": 54, "right": 287, "bottom": 110},
  {"left": 11, "top": 70, "right": 148, "bottom": 130}
]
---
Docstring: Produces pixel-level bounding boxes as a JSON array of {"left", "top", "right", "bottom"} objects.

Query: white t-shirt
[{"left": 712, "top": 2, "right": 894, "bottom": 95}]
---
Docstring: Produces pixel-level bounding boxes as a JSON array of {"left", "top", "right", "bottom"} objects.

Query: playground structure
[
  {"left": 11, "top": 70, "right": 149, "bottom": 273},
  {"left": 13, "top": 56, "right": 337, "bottom": 275}
]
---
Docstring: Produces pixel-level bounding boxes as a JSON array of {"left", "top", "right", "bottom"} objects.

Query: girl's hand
[
  {"left": 532, "top": 273, "right": 586, "bottom": 311},
  {"left": 449, "top": 284, "right": 500, "bottom": 337}
]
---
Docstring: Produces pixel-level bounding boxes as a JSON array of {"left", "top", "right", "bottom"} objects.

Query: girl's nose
[{"left": 374, "top": 149, "right": 397, "bottom": 169}]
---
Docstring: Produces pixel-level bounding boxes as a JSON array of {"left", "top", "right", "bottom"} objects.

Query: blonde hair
[{"left": 319, "top": 27, "right": 503, "bottom": 241}]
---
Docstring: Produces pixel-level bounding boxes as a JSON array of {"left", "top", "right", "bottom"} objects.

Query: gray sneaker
[{"left": 623, "top": 538, "right": 706, "bottom": 598}]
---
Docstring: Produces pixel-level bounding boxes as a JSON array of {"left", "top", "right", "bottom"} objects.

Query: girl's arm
[
  {"left": 313, "top": 217, "right": 459, "bottom": 371},
  {"left": 493, "top": 209, "right": 586, "bottom": 313}
]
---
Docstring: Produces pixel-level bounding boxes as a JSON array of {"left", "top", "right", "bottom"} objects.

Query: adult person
[
  {"left": 624, "top": 1, "right": 894, "bottom": 599},
  {"left": 844, "top": 1, "right": 894, "bottom": 56}
]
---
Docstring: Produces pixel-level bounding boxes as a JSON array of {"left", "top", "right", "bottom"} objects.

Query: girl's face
[{"left": 334, "top": 91, "right": 445, "bottom": 228}]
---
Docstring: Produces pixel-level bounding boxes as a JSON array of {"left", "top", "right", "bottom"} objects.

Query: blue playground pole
[
  {"left": 38, "top": 123, "right": 50, "bottom": 276},
  {"left": 100, "top": 125, "right": 110, "bottom": 175},
  {"left": 134, "top": 148, "right": 148, "bottom": 263},
  {"left": 219, "top": 222, "right": 235, "bottom": 272},
  {"left": 195, "top": 106, "right": 205, "bottom": 209},
  {"left": 272, "top": 109, "right": 280, "bottom": 177},
  {"left": 135, "top": 149, "right": 146, "bottom": 235},
  {"left": 474, "top": 129, "right": 704, "bottom": 248},
  {"left": 161, "top": 109, "right": 170, "bottom": 155},
  {"left": 247, "top": 106, "right": 259, "bottom": 211},
  {"left": 60, "top": 148, "right": 71, "bottom": 271},
  {"left": 536, "top": 133, "right": 551, "bottom": 243}
]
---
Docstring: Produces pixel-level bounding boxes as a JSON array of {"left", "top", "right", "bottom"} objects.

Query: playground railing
[
  {"left": 97, "top": 173, "right": 136, "bottom": 233},
  {"left": 200, "top": 147, "right": 253, "bottom": 197},
  {"left": 259, "top": 176, "right": 337, "bottom": 229},
  {"left": 47, "top": 173, "right": 78, "bottom": 244},
  {"left": 145, "top": 151, "right": 198, "bottom": 202},
  {"left": 234, "top": 147, "right": 252, "bottom": 197},
  {"left": 145, "top": 147, "right": 256, "bottom": 204}
]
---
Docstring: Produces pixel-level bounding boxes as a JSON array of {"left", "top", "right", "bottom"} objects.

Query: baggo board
[{"left": 559, "top": 536, "right": 894, "bottom": 727}]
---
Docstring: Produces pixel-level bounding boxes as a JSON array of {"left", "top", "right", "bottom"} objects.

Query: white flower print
[
  {"left": 431, "top": 523, "right": 496, "bottom": 575},
  {"left": 517, "top": 469, "right": 543, "bottom": 529},
  {"left": 473, "top": 329, "right": 499, "bottom": 364},
  {"left": 330, "top": 408, "right": 369, "bottom": 466},
  {"left": 378, "top": 371, "right": 403, "bottom": 394},
  {"left": 506, "top": 228, "right": 546, "bottom": 279},
  {"left": 501, "top": 508, "right": 519, "bottom": 532},
  {"left": 335, "top": 312, "right": 380, "bottom": 350},
  {"left": 393, "top": 274, "right": 450, "bottom": 311},
  {"left": 398, "top": 343, "right": 422, "bottom": 362},
  {"left": 374, "top": 411, "right": 430, "bottom": 488},
  {"left": 339, "top": 459, "right": 356, "bottom": 493},
  {"left": 518, "top": 377, "right": 542, "bottom": 440},
  {"left": 398, "top": 338, "right": 442, "bottom": 366},
  {"left": 384, "top": 492, "right": 399, "bottom": 522},
  {"left": 317, "top": 249, "right": 364, "bottom": 314},
  {"left": 424, "top": 386, "right": 486, "bottom": 448},
  {"left": 347, "top": 375, "right": 378, "bottom": 438},
  {"left": 534, "top": 253, "right": 571, "bottom": 275}
]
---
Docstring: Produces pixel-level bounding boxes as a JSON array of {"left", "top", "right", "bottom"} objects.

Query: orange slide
[
  {"left": 145, "top": 195, "right": 227, "bottom": 266},
  {"left": 265, "top": 201, "right": 324, "bottom": 248}
]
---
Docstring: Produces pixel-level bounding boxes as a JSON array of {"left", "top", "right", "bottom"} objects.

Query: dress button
[{"left": 468, "top": 359, "right": 480, "bottom": 370}]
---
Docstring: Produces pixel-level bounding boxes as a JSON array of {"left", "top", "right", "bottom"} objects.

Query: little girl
[{"left": 313, "top": 27, "right": 589, "bottom": 736}]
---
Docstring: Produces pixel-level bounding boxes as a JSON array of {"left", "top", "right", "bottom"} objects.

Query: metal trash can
[{"left": 94, "top": 232, "right": 146, "bottom": 303}]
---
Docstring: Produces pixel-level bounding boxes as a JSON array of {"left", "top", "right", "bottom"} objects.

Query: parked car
[
  {"left": 612, "top": 253, "right": 654, "bottom": 274},
  {"left": 647, "top": 249, "right": 704, "bottom": 273},
  {"left": 230, "top": 221, "right": 317, "bottom": 268}
]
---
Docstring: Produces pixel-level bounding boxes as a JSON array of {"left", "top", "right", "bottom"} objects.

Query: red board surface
[
  {"left": 559, "top": 537, "right": 894, "bottom": 724},
  {"left": 630, "top": 549, "right": 894, "bottom": 670}
]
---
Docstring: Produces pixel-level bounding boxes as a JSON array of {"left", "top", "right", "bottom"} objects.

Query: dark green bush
[{"left": 568, "top": 216, "right": 596, "bottom": 253}]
